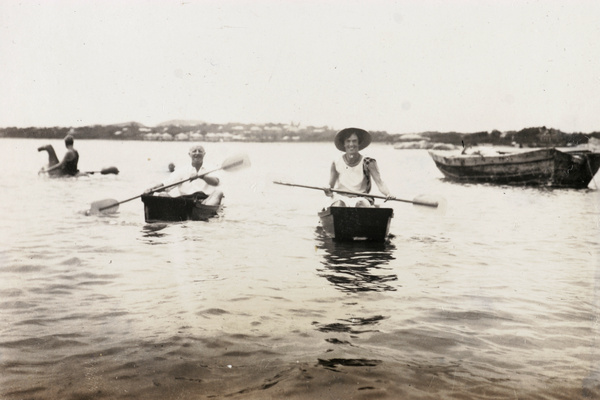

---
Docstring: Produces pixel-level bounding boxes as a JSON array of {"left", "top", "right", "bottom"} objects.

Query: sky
[{"left": 1, "top": 0, "right": 599, "bottom": 134}]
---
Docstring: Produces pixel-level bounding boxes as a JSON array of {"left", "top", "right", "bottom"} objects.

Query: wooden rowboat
[
  {"left": 141, "top": 194, "right": 220, "bottom": 222},
  {"left": 428, "top": 147, "right": 600, "bottom": 189},
  {"left": 318, "top": 206, "right": 394, "bottom": 242}
]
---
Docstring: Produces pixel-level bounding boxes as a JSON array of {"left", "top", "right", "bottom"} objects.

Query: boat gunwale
[{"left": 428, "top": 148, "right": 556, "bottom": 167}]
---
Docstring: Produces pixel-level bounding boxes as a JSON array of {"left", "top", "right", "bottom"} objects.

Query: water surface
[{"left": 1, "top": 138, "right": 599, "bottom": 399}]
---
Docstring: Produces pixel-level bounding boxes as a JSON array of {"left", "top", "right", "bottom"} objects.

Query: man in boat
[
  {"left": 145, "top": 145, "right": 223, "bottom": 206},
  {"left": 325, "top": 127, "right": 394, "bottom": 207},
  {"left": 40, "top": 134, "right": 80, "bottom": 177}
]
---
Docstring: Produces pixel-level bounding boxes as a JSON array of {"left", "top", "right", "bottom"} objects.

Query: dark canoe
[
  {"left": 318, "top": 206, "right": 394, "bottom": 242},
  {"left": 428, "top": 148, "right": 600, "bottom": 189},
  {"left": 141, "top": 194, "right": 220, "bottom": 223}
]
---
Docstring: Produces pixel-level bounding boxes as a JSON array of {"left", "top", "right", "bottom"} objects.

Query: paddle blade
[
  {"left": 100, "top": 166, "right": 120, "bottom": 175},
  {"left": 89, "top": 199, "right": 119, "bottom": 215},
  {"left": 413, "top": 194, "right": 447, "bottom": 214},
  {"left": 221, "top": 153, "right": 251, "bottom": 172}
]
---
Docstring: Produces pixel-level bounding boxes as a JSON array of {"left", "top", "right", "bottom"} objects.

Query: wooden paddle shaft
[
  {"left": 96, "top": 154, "right": 249, "bottom": 212},
  {"left": 273, "top": 181, "right": 439, "bottom": 208}
]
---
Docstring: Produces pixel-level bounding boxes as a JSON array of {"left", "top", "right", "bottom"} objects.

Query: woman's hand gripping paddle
[{"left": 88, "top": 153, "right": 250, "bottom": 215}]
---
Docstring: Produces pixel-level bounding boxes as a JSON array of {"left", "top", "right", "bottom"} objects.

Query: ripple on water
[{"left": 0, "top": 264, "right": 45, "bottom": 273}]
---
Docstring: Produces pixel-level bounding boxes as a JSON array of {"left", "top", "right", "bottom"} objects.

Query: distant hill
[
  {"left": 108, "top": 121, "right": 147, "bottom": 128},
  {"left": 156, "top": 119, "right": 206, "bottom": 127}
]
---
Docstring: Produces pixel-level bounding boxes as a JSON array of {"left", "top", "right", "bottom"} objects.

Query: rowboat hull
[
  {"left": 141, "top": 194, "right": 220, "bottom": 222},
  {"left": 318, "top": 206, "right": 394, "bottom": 242},
  {"left": 428, "top": 148, "right": 600, "bottom": 189}
]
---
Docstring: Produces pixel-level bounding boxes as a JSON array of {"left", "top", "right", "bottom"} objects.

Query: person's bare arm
[
  {"left": 368, "top": 160, "right": 392, "bottom": 197},
  {"left": 325, "top": 162, "right": 338, "bottom": 197},
  {"left": 200, "top": 174, "right": 219, "bottom": 186}
]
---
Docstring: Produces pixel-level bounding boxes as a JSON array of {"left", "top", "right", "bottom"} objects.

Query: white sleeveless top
[{"left": 333, "top": 155, "right": 368, "bottom": 193}]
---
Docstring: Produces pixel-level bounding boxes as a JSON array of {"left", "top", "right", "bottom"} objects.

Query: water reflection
[
  {"left": 314, "top": 232, "right": 394, "bottom": 370},
  {"left": 313, "top": 315, "right": 388, "bottom": 334},
  {"left": 315, "top": 229, "right": 398, "bottom": 293},
  {"left": 140, "top": 223, "right": 169, "bottom": 244},
  {"left": 317, "top": 358, "right": 382, "bottom": 371}
]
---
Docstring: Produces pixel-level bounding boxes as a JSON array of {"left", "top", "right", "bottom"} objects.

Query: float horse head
[{"left": 38, "top": 144, "right": 60, "bottom": 175}]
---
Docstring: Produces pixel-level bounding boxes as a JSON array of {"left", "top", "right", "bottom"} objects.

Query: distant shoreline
[{"left": 1, "top": 124, "right": 599, "bottom": 148}]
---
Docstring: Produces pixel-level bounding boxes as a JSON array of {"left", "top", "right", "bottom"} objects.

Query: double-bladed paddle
[
  {"left": 272, "top": 181, "right": 439, "bottom": 208},
  {"left": 40, "top": 166, "right": 119, "bottom": 176},
  {"left": 86, "top": 166, "right": 120, "bottom": 175},
  {"left": 89, "top": 153, "right": 250, "bottom": 215}
]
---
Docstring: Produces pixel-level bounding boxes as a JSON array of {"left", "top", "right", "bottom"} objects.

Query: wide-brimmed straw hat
[{"left": 334, "top": 128, "right": 372, "bottom": 151}]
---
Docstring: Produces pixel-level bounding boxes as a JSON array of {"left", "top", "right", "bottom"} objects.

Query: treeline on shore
[{"left": 1, "top": 122, "right": 599, "bottom": 148}]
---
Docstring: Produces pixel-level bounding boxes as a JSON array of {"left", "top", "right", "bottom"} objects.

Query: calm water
[{"left": 1, "top": 138, "right": 599, "bottom": 399}]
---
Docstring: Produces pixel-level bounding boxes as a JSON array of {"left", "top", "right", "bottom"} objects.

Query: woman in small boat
[
  {"left": 145, "top": 145, "right": 223, "bottom": 206},
  {"left": 325, "top": 127, "right": 394, "bottom": 207},
  {"left": 40, "top": 135, "right": 80, "bottom": 177}
]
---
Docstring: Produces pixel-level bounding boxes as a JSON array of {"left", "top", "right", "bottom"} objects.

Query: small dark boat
[
  {"left": 141, "top": 194, "right": 221, "bottom": 222},
  {"left": 318, "top": 206, "right": 394, "bottom": 242},
  {"left": 428, "top": 147, "right": 600, "bottom": 189}
]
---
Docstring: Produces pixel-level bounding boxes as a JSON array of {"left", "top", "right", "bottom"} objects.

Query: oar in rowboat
[
  {"left": 88, "top": 153, "right": 250, "bottom": 215},
  {"left": 272, "top": 181, "right": 440, "bottom": 208}
]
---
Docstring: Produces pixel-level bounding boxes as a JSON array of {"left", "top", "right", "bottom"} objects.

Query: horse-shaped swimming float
[
  {"left": 38, "top": 144, "right": 62, "bottom": 177},
  {"left": 38, "top": 144, "right": 119, "bottom": 177}
]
